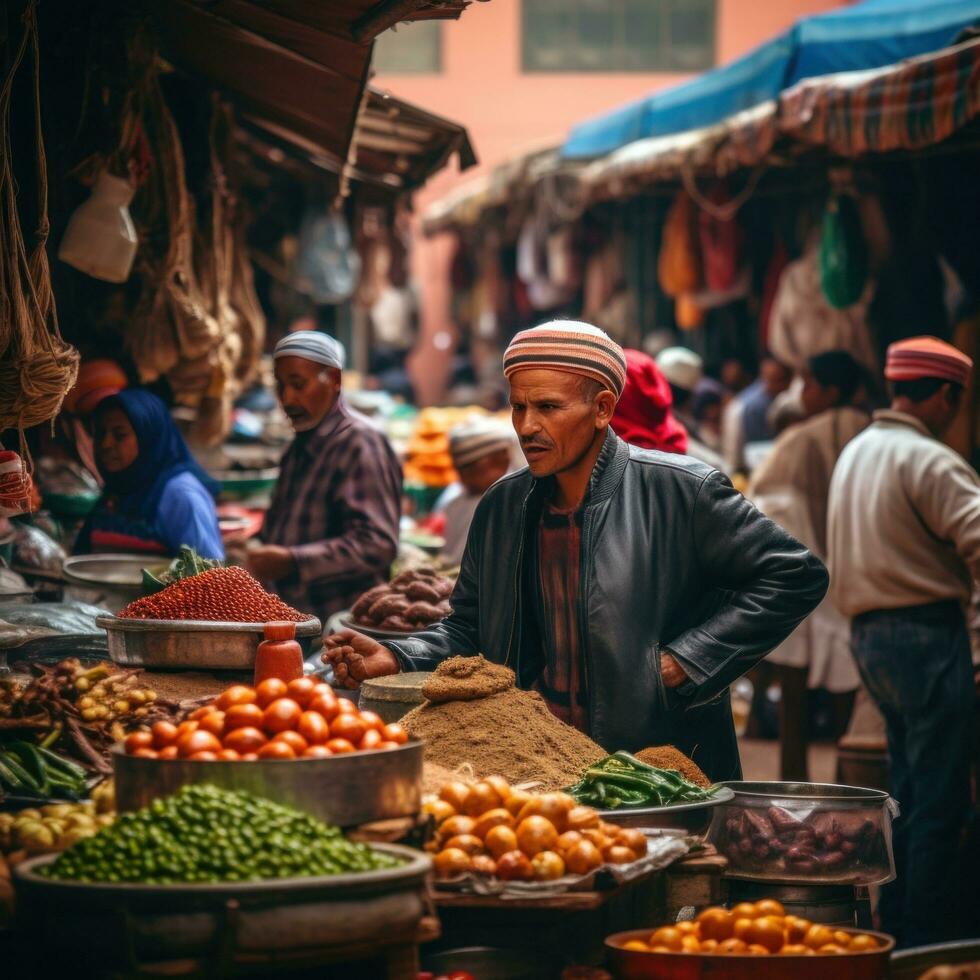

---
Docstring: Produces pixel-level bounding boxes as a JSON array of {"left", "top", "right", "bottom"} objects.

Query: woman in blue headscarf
[{"left": 76, "top": 390, "right": 224, "bottom": 559}]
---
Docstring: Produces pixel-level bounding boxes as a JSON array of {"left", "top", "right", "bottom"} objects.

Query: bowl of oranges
[{"left": 607, "top": 899, "right": 894, "bottom": 978}]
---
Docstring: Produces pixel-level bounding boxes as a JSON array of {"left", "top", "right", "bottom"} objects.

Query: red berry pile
[{"left": 119, "top": 566, "right": 306, "bottom": 623}]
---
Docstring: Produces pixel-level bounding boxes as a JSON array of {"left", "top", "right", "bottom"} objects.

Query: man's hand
[
  {"left": 660, "top": 650, "right": 689, "bottom": 689},
  {"left": 246, "top": 544, "right": 295, "bottom": 581},
  {"left": 322, "top": 629, "right": 399, "bottom": 690}
]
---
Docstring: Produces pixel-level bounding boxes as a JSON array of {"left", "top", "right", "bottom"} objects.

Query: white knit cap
[
  {"left": 273, "top": 330, "right": 346, "bottom": 370},
  {"left": 656, "top": 346, "right": 703, "bottom": 392},
  {"left": 449, "top": 419, "right": 514, "bottom": 469}
]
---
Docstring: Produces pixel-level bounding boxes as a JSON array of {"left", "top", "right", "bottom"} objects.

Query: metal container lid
[{"left": 359, "top": 671, "right": 432, "bottom": 704}]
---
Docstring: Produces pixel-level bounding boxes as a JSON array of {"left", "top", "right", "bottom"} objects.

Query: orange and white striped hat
[
  {"left": 503, "top": 321, "right": 628, "bottom": 400},
  {"left": 885, "top": 336, "right": 972, "bottom": 387}
]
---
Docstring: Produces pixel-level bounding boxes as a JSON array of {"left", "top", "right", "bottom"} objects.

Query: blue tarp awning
[{"left": 561, "top": 0, "right": 980, "bottom": 159}]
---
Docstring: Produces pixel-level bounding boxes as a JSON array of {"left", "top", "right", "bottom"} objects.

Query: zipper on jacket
[
  {"left": 504, "top": 491, "right": 531, "bottom": 670},
  {"left": 578, "top": 508, "right": 595, "bottom": 734}
]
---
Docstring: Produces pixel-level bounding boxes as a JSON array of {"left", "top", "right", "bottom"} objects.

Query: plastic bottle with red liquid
[{"left": 253, "top": 621, "right": 303, "bottom": 685}]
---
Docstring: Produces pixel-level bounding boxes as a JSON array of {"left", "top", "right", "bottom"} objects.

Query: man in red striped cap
[
  {"left": 828, "top": 336, "right": 978, "bottom": 946},
  {"left": 326, "top": 321, "right": 828, "bottom": 781}
]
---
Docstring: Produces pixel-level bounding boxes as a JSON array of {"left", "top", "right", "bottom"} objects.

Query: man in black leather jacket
[{"left": 326, "top": 322, "right": 828, "bottom": 779}]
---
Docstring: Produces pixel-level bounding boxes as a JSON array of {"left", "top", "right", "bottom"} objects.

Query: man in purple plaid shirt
[{"left": 247, "top": 332, "right": 402, "bottom": 623}]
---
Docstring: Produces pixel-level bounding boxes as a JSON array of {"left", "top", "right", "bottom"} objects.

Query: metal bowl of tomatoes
[{"left": 112, "top": 677, "right": 423, "bottom": 828}]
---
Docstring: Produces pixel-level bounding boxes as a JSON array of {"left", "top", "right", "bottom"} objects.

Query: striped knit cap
[
  {"left": 502, "top": 321, "right": 628, "bottom": 399},
  {"left": 449, "top": 419, "right": 514, "bottom": 469},
  {"left": 885, "top": 336, "right": 972, "bottom": 387}
]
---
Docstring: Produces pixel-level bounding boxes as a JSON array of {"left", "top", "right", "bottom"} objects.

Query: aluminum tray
[
  {"left": 14, "top": 844, "right": 430, "bottom": 964},
  {"left": 97, "top": 615, "right": 321, "bottom": 669},
  {"left": 112, "top": 739, "right": 422, "bottom": 827},
  {"left": 338, "top": 614, "right": 417, "bottom": 640},
  {"left": 598, "top": 787, "right": 734, "bottom": 837}
]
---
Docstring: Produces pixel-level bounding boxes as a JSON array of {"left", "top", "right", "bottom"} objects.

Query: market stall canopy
[
  {"left": 236, "top": 87, "right": 477, "bottom": 198},
  {"left": 583, "top": 33, "right": 980, "bottom": 201},
  {"left": 562, "top": 0, "right": 980, "bottom": 160},
  {"left": 149, "top": 0, "right": 483, "bottom": 173},
  {"left": 422, "top": 144, "right": 585, "bottom": 236}
]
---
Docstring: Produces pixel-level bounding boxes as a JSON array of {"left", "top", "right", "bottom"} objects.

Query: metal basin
[
  {"left": 63, "top": 554, "right": 171, "bottom": 613},
  {"left": 14, "top": 844, "right": 430, "bottom": 965},
  {"left": 112, "top": 740, "right": 423, "bottom": 827},
  {"left": 598, "top": 787, "right": 735, "bottom": 838},
  {"left": 98, "top": 614, "right": 321, "bottom": 669},
  {"left": 607, "top": 927, "right": 894, "bottom": 979}
]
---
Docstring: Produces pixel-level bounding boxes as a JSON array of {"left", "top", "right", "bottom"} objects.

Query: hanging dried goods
[{"left": 118, "top": 565, "right": 305, "bottom": 622}]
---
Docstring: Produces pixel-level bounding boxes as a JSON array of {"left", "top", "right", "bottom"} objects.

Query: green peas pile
[{"left": 41, "top": 784, "right": 403, "bottom": 885}]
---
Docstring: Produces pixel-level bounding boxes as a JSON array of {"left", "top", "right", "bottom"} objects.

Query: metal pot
[
  {"left": 14, "top": 844, "right": 429, "bottom": 967},
  {"left": 98, "top": 614, "right": 322, "bottom": 669},
  {"left": 606, "top": 927, "right": 894, "bottom": 979},
  {"left": 112, "top": 740, "right": 422, "bottom": 827}
]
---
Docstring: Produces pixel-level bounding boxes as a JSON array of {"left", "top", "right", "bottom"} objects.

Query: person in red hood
[{"left": 611, "top": 348, "right": 688, "bottom": 454}]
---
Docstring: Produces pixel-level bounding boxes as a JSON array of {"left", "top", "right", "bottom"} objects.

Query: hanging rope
[
  {"left": 0, "top": 0, "right": 79, "bottom": 440},
  {"left": 680, "top": 160, "right": 766, "bottom": 221}
]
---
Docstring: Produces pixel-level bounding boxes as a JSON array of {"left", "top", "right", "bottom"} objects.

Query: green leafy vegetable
[{"left": 566, "top": 751, "right": 716, "bottom": 810}]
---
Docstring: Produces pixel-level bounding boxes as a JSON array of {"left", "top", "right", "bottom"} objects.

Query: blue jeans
[{"left": 851, "top": 601, "right": 974, "bottom": 947}]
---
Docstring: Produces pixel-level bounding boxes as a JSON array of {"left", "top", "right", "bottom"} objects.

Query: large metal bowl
[
  {"left": 14, "top": 844, "right": 430, "bottom": 965},
  {"left": 63, "top": 554, "right": 171, "bottom": 613},
  {"left": 112, "top": 739, "right": 422, "bottom": 827},
  {"left": 97, "top": 614, "right": 321, "bottom": 669},
  {"left": 599, "top": 787, "right": 735, "bottom": 837},
  {"left": 606, "top": 927, "right": 894, "bottom": 979}
]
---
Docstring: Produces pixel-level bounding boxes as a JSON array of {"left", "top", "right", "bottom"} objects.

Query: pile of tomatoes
[
  {"left": 425, "top": 777, "right": 648, "bottom": 883},
  {"left": 617, "top": 899, "right": 884, "bottom": 956},
  {"left": 122, "top": 678, "right": 410, "bottom": 761}
]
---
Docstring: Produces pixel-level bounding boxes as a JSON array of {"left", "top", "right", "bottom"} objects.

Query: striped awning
[{"left": 585, "top": 35, "right": 980, "bottom": 201}]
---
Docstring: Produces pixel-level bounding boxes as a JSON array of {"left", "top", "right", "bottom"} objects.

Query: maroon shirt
[
  {"left": 262, "top": 397, "right": 402, "bottom": 622},
  {"left": 535, "top": 503, "right": 589, "bottom": 733}
]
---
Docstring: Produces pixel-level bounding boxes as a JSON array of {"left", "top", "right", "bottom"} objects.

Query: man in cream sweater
[{"left": 828, "top": 336, "right": 979, "bottom": 947}]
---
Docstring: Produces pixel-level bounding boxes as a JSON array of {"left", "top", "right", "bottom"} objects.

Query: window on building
[
  {"left": 372, "top": 20, "right": 442, "bottom": 74},
  {"left": 522, "top": 0, "right": 716, "bottom": 73}
]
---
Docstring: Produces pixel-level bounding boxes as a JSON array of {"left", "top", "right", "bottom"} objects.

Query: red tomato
[
  {"left": 358, "top": 710, "right": 385, "bottom": 734},
  {"left": 307, "top": 689, "right": 340, "bottom": 722},
  {"left": 215, "top": 685, "right": 257, "bottom": 711},
  {"left": 157, "top": 745, "right": 179, "bottom": 759},
  {"left": 325, "top": 738, "right": 355, "bottom": 754},
  {"left": 272, "top": 730, "right": 308, "bottom": 754},
  {"left": 150, "top": 720, "right": 179, "bottom": 749},
  {"left": 131, "top": 747, "right": 158, "bottom": 759},
  {"left": 297, "top": 710, "right": 331, "bottom": 745},
  {"left": 176, "top": 720, "right": 199, "bottom": 740},
  {"left": 197, "top": 711, "right": 226, "bottom": 738},
  {"left": 257, "top": 740, "right": 295, "bottom": 760},
  {"left": 263, "top": 698, "right": 303, "bottom": 735},
  {"left": 189, "top": 751, "right": 219, "bottom": 761},
  {"left": 330, "top": 713, "right": 367, "bottom": 745},
  {"left": 302, "top": 745, "right": 333, "bottom": 759},
  {"left": 336, "top": 697, "right": 358, "bottom": 715},
  {"left": 222, "top": 726, "right": 268, "bottom": 754},
  {"left": 216, "top": 749, "right": 241, "bottom": 761},
  {"left": 375, "top": 740, "right": 400, "bottom": 751},
  {"left": 124, "top": 730, "right": 154, "bottom": 754},
  {"left": 224, "top": 703, "right": 265, "bottom": 732},
  {"left": 382, "top": 723, "right": 409, "bottom": 745},
  {"left": 177, "top": 730, "right": 222, "bottom": 758},
  {"left": 255, "top": 678, "right": 289, "bottom": 708},
  {"left": 359, "top": 728, "right": 383, "bottom": 750},
  {"left": 285, "top": 677, "right": 317, "bottom": 707},
  {"left": 189, "top": 706, "right": 214, "bottom": 721},
  {"left": 240, "top": 753, "right": 259, "bottom": 761}
]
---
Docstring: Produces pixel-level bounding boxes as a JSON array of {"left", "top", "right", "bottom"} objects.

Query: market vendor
[
  {"left": 75, "top": 389, "right": 224, "bottom": 559},
  {"left": 248, "top": 331, "right": 402, "bottom": 622},
  {"left": 439, "top": 419, "right": 515, "bottom": 566},
  {"left": 325, "top": 321, "right": 828, "bottom": 780}
]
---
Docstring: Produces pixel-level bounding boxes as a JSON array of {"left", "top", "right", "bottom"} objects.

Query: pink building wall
[{"left": 372, "top": 0, "right": 848, "bottom": 402}]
